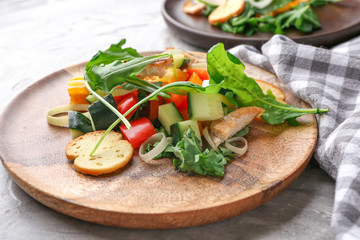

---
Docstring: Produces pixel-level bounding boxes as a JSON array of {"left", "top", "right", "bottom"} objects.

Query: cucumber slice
[
  {"left": 167, "top": 49, "right": 185, "bottom": 69},
  {"left": 68, "top": 111, "right": 94, "bottom": 138},
  {"left": 158, "top": 102, "right": 184, "bottom": 134},
  {"left": 173, "top": 54, "right": 185, "bottom": 69},
  {"left": 88, "top": 94, "right": 119, "bottom": 130},
  {"left": 171, "top": 120, "right": 202, "bottom": 145},
  {"left": 188, "top": 92, "right": 224, "bottom": 121}
]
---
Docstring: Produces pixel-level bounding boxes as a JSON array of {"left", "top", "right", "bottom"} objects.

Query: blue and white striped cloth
[{"left": 230, "top": 35, "right": 360, "bottom": 240}]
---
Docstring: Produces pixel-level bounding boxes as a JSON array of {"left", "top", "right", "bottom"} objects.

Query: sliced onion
[
  {"left": 139, "top": 132, "right": 167, "bottom": 163},
  {"left": 46, "top": 104, "right": 90, "bottom": 127},
  {"left": 225, "top": 137, "right": 248, "bottom": 156},
  {"left": 203, "top": 126, "right": 218, "bottom": 151},
  {"left": 248, "top": 0, "right": 273, "bottom": 9}
]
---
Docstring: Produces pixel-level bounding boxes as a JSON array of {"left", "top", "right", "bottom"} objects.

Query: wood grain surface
[{"left": 0, "top": 52, "right": 317, "bottom": 229}]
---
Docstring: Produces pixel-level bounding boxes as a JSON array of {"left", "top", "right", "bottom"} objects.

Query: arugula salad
[
  {"left": 47, "top": 39, "right": 328, "bottom": 177},
  {"left": 183, "top": 0, "right": 341, "bottom": 36}
]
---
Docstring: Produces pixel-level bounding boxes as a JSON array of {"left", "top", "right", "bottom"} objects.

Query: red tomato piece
[
  {"left": 165, "top": 93, "right": 188, "bottom": 112},
  {"left": 186, "top": 69, "right": 209, "bottom": 81},
  {"left": 117, "top": 92, "right": 138, "bottom": 120},
  {"left": 120, "top": 117, "right": 156, "bottom": 149}
]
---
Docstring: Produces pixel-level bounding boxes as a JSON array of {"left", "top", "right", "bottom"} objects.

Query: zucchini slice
[
  {"left": 88, "top": 94, "right": 119, "bottom": 130},
  {"left": 68, "top": 111, "right": 94, "bottom": 139}
]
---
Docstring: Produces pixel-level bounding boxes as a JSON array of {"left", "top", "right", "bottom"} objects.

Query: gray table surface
[{"left": 0, "top": 0, "right": 335, "bottom": 239}]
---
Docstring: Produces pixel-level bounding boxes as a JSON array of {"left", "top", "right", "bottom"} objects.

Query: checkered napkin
[{"left": 229, "top": 35, "right": 360, "bottom": 240}]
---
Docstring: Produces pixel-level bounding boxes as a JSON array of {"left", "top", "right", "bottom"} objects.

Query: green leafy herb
[
  {"left": 230, "top": 2, "right": 256, "bottom": 26},
  {"left": 172, "top": 128, "right": 231, "bottom": 177},
  {"left": 280, "top": 3, "right": 320, "bottom": 32},
  {"left": 202, "top": 5, "right": 216, "bottom": 16},
  {"left": 206, "top": 43, "right": 329, "bottom": 125}
]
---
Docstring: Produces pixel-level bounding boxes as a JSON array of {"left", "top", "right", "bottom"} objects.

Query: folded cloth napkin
[{"left": 229, "top": 35, "right": 360, "bottom": 240}]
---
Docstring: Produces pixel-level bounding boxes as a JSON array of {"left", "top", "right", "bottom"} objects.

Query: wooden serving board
[{"left": 0, "top": 52, "right": 317, "bottom": 229}]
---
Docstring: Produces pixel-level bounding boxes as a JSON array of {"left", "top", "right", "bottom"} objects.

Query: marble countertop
[{"left": 0, "top": 0, "right": 335, "bottom": 239}]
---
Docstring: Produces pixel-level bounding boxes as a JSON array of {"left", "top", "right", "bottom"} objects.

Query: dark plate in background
[{"left": 162, "top": 0, "right": 360, "bottom": 49}]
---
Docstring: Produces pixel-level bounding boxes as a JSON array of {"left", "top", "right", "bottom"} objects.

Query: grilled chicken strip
[
  {"left": 210, "top": 107, "right": 264, "bottom": 147},
  {"left": 136, "top": 57, "right": 174, "bottom": 80}
]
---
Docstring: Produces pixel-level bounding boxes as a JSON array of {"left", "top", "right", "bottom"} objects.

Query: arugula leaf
[
  {"left": 85, "top": 53, "right": 169, "bottom": 93},
  {"left": 230, "top": 2, "right": 256, "bottom": 26},
  {"left": 85, "top": 39, "right": 142, "bottom": 71},
  {"left": 202, "top": 5, "right": 216, "bottom": 16},
  {"left": 281, "top": 3, "right": 320, "bottom": 32},
  {"left": 206, "top": 43, "right": 329, "bottom": 125},
  {"left": 172, "top": 128, "right": 230, "bottom": 177}
]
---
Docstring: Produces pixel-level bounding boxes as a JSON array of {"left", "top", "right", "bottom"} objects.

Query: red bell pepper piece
[
  {"left": 120, "top": 117, "right": 156, "bottom": 149},
  {"left": 117, "top": 92, "right": 138, "bottom": 120},
  {"left": 179, "top": 109, "right": 189, "bottom": 121},
  {"left": 165, "top": 93, "right": 187, "bottom": 112},
  {"left": 113, "top": 90, "right": 138, "bottom": 104},
  {"left": 148, "top": 96, "right": 165, "bottom": 122}
]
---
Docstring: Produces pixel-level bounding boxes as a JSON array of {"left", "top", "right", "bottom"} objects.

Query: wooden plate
[
  {"left": 0, "top": 52, "right": 317, "bottom": 229},
  {"left": 162, "top": 0, "right": 360, "bottom": 49}
]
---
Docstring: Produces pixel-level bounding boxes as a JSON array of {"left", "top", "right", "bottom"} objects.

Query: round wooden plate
[
  {"left": 0, "top": 52, "right": 317, "bottom": 229},
  {"left": 162, "top": 0, "right": 360, "bottom": 49}
]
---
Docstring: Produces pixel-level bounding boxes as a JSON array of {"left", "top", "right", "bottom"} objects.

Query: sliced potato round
[
  {"left": 65, "top": 130, "right": 133, "bottom": 176},
  {"left": 208, "top": 0, "right": 245, "bottom": 25}
]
